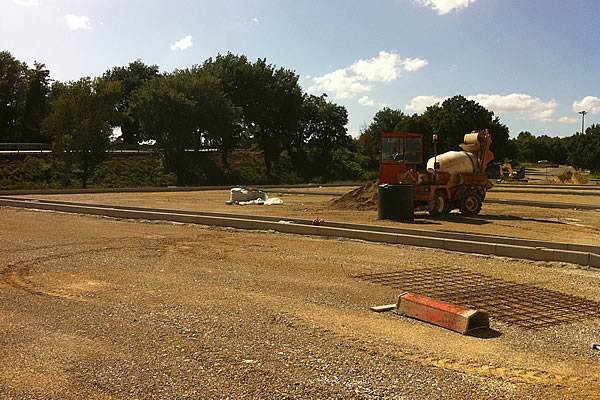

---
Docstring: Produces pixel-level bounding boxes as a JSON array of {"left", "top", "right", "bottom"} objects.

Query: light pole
[{"left": 579, "top": 110, "right": 587, "bottom": 134}]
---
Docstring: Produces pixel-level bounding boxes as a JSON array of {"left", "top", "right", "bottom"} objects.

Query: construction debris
[
  {"left": 230, "top": 187, "right": 268, "bottom": 202},
  {"left": 553, "top": 170, "right": 589, "bottom": 184},
  {"left": 396, "top": 291, "right": 490, "bottom": 335},
  {"left": 370, "top": 304, "right": 397, "bottom": 313},
  {"left": 331, "top": 180, "right": 379, "bottom": 211},
  {"left": 228, "top": 187, "right": 282, "bottom": 205}
]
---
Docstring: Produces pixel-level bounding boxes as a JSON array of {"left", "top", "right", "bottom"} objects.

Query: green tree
[
  {"left": 42, "top": 77, "right": 121, "bottom": 188},
  {"left": 423, "top": 95, "right": 510, "bottom": 162},
  {"left": 298, "top": 94, "right": 349, "bottom": 177},
  {"left": 22, "top": 62, "right": 51, "bottom": 143},
  {"left": 202, "top": 53, "right": 303, "bottom": 175},
  {"left": 0, "top": 51, "right": 29, "bottom": 142},
  {"left": 103, "top": 60, "right": 160, "bottom": 145},
  {"left": 130, "top": 70, "right": 240, "bottom": 184},
  {"left": 567, "top": 124, "right": 600, "bottom": 172},
  {"left": 395, "top": 113, "right": 436, "bottom": 160},
  {"left": 357, "top": 107, "right": 408, "bottom": 169},
  {"left": 513, "top": 131, "right": 536, "bottom": 162},
  {"left": 359, "top": 108, "right": 407, "bottom": 152}
]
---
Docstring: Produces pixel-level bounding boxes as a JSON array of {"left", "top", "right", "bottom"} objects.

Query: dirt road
[{"left": 1, "top": 190, "right": 600, "bottom": 399}]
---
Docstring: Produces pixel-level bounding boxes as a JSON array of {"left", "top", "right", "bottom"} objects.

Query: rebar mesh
[{"left": 354, "top": 266, "right": 600, "bottom": 328}]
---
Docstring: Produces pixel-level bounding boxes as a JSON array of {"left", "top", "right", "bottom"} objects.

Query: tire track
[
  {"left": 0, "top": 240, "right": 170, "bottom": 301},
  {"left": 246, "top": 291, "right": 600, "bottom": 394}
]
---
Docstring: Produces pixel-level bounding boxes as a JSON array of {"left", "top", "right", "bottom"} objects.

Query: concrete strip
[
  {"left": 278, "top": 223, "right": 319, "bottom": 236},
  {"left": 7, "top": 196, "right": 600, "bottom": 255},
  {"left": 552, "top": 249, "right": 590, "bottom": 266},
  {"left": 485, "top": 198, "right": 600, "bottom": 211},
  {"left": 567, "top": 243, "right": 600, "bottom": 255},
  {"left": 443, "top": 239, "right": 496, "bottom": 255},
  {"left": 496, "top": 237, "right": 568, "bottom": 250},
  {"left": 352, "top": 229, "right": 399, "bottom": 244},
  {"left": 275, "top": 224, "right": 357, "bottom": 241},
  {"left": 316, "top": 226, "right": 361, "bottom": 241},
  {"left": 496, "top": 183, "right": 599, "bottom": 190},
  {"left": 494, "top": 244, "right": 553, "bottom": 261},
  {"left": 490, "top": 188, "right": 600, "bottom": 197},
  {"left": 1, "top": 197, "right": 596, "bottom": 268},
  {"left": 396, "top": 234, "right": 445, "bottom": 249}
]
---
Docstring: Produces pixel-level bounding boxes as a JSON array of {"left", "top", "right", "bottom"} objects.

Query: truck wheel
[
  {"left": 459, "top": 191, "right": 483, "bottom": 216},
  {"left": 428, "top": 191, "right": 449, "bottom": 217}
]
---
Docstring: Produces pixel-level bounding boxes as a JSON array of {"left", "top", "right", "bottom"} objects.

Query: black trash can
[{"left": 378, "top": 184, "right": 414, "bottom": 221}]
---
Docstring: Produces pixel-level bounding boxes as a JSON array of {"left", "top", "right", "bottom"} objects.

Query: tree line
[
  {"left": 1, "top": 51, "right": 351, "bottom": 186},
  {"left": 2, "top": 49, "right": 598, "bottom": 189},
  {"left": 359, "top": 98, "right": 600, "bottom": 173}
]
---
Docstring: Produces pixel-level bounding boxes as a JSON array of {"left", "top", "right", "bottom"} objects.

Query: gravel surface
[
  {"left": 22, "top": 187, "right": 600, "bottom": 245},
  {"left": 1, "top": 188, "right": 600, "bottom": 399}
]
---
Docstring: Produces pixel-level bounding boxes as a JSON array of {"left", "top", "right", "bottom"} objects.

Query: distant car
[{"left": 537, "top": 160, "right": 550, "bottom": 163}]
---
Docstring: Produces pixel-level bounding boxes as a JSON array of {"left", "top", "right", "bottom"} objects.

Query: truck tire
[
  {"left": 459, "top": 190, "right": 483, "bottom": 216},
  {"left": 428, "top": 191, "right": 449, "bottom": 217}
]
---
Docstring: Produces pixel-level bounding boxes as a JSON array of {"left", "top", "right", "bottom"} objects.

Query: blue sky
[{"left": 2, "top": 0, "right": 599, "bottom": 138}]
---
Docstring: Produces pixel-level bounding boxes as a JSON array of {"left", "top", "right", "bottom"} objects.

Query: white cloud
[
  {"left": 350, "top": 51, "right": 404, "bottom": 82},
  {"left": 406, "top": 93, "right": 559, "bottom": 122},
  {"left": 406, "top": 95, "right": 448, "bottom": 112},
  {"left": 558, "top": 117, "right": 579, "bottom": 124},
  {"left": 573, "top": 96, "right": 600, "bottom": 114},
  {"left": 251, "top": 17, "right": 260, "bottom": 25},
  {"left": 403, "top": 57, "right": 429, "bottom": 72},
  {"left": 469, "top": 93, "right": 558, "bottom": 122},
  {"left": 12, "top": 0, "right": 39, "bottom": 6},
  {"left": 308, "top": 51, "right": 428, "bottom": 100},
  {"left": 170, "top": 35, "right": 193, "bottom": 52},
  {"left": 64, "top": 14, "right": 92, "bottom": 30},
  {"left": 358, "top": 96, "right": 376, "bottom": 107},
  {"left": 416, "top": 0, "right": 478, "bottom": 15},
  {"left": 308, "top": 69, "right": 371, "bottom": 100}
]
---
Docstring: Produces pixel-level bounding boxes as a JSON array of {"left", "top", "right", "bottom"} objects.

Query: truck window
[
  {"left": 405, "top": 136, "right": 422, "bottom": 164},
  {"left": 382, "top": 137, "right": 403, "bottom": 164}
]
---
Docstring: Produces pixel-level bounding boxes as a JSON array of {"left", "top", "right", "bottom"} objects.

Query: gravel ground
[
  {"left": 1, "top": 188, "right": 600, "bottom": 399},
  {"left": 22, "top": 187, "right": 600, "bottom": 244}
]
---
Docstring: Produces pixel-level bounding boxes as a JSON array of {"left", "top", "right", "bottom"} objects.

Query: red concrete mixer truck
[{"left": 379, "top": 130, "right": 494, "bottom": 216}]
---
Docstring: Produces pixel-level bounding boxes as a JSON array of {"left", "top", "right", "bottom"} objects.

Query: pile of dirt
[
  {"left": 552, "top": 170, "right": 589, "bottom": 184},
  {"left": 331, "top": 180, "right": 379, "bottom": 210}
]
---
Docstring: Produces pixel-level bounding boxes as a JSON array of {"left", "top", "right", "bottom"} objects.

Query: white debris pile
[{"left": 227, "top": 187, "right": 283, "bottom": 206}]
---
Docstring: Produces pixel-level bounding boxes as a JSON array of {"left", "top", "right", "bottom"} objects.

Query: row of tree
[
  {"left": 357, "top": 96, "right": 511, "bottom": 169},
  {"left": 510, "top": 128, "right": 600, "bottom": 172},
  {"left": 1, "top": 51, "right": 351, "bottom": 186},
  {"left": 0, "top": 51, "right": 50, "bottom": 143},
  {"left": 2, "top": 49, "right": 598, "bottom": 188},
  {"left": 357, "top": 98, "right": 600, "bottom": 173}
]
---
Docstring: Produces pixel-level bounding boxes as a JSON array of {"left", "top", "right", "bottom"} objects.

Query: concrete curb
[
  {"left": 1, "top": 197, "right": 597, "bottom": 268},
  {"left": 485, "top": 198, "right": 600, "bottom": 210}
]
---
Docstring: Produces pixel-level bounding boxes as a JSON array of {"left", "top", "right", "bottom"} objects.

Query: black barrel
[{"left": 378, "top": 184, "right": 414, "bottom": 221}]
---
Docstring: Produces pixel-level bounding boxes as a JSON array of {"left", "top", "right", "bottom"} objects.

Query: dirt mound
[
  {"left": 331, "top": 180, "right": 379, "bottom": 210},
  {"left": 552, "top": 170, "right": 589, "bottom": 184}
]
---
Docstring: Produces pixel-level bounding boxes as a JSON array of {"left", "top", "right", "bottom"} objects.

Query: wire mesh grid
[{"left": 354, "top": 266, "right": 600, "bottom": 328}]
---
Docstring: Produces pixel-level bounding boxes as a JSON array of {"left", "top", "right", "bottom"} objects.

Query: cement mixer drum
[{"left": 426, "top": 151, "right": 478, "bottom": 174}]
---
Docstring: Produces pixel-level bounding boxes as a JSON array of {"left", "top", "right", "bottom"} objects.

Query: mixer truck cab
[{"left": 380, "top": 130, "right": 494, "bottom": 217}]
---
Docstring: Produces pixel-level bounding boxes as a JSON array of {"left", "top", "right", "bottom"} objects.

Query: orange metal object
[{"left": 396, "top": 292, "right": 489, "bottom": 334}]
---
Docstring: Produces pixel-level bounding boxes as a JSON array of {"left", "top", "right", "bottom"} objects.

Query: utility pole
[{"left": 579, "top": 110, "right": 587, "bottom": 134}]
